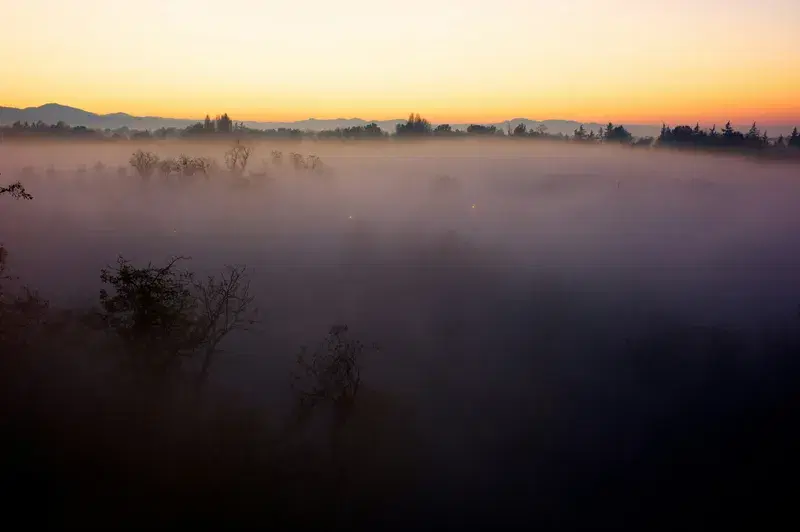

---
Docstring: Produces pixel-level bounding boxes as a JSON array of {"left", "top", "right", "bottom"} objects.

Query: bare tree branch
[{"left": 0, "top": 179, "right": 33, "bottom": 200}]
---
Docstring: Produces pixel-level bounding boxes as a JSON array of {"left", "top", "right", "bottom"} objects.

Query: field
[{"left": 2, "top": 139, "right": 799, "bottom": 528}]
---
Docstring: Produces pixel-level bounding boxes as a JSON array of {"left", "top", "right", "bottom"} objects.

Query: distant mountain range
[
  {"left": 4, "top": 103, "right": 793, "bottom": 138},
  {"left": 0, "top": 103, "right": 666, "bottom": 138}
]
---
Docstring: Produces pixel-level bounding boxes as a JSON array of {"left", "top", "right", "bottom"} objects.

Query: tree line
[
  {"left": 2, "top": 120, "right": 104, "bottom": 139},
  {"left": 3, "top": 112, "right": 799, "bottom": 155},
  {"left": 657, "top": 122, "right": 800, "bottom": 151}
]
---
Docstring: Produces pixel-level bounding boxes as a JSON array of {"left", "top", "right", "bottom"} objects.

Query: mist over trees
[
  {"left": 3, "top": 120, "right": 800, "bottom": 528},
  {"left": 2, "top": 110, "right": 799, "bottom": 162}
]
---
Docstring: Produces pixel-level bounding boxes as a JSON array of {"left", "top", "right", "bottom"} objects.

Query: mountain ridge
[{"left": 5, "top": 102, "right": 784, "bottom": 138}]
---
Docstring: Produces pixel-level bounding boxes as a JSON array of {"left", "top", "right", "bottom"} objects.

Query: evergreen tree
[
  {"left": 723, "top": 121, "right": 736, "bottom": 138},
  {"left": 659, "top": 123, "right": 670, "bottom": 142},
  {"left": 789, "top": 127, "right": 800, "bottom": 148},
  {"left": 396, "top": 113, "right": 432, "bottom": 136},
  {"left": 215, "top": 113, "right": 233, "bottom": 134}
]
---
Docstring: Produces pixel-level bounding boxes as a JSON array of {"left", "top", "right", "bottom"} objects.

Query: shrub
[
  {"left": 176, "top": 155, "right": 214, "bottom": 180},
  {"left": 307, "top": 155, "right": 324, "bottom": 172},
  {"left": 194, "top": 157, "right": 215, "bottom": 177},
  {"left": 98, "top": 256, "right": 256, "bottom": 377},
  {"left": 191, "top": 265, "right": 257, "bottom": 378},
  {"left": 99, "top": 256, "right": 199, "bottom": 370},
  {"left": 0, "top": 189, "right": 47, "bottom": 349},
  {"left": 158, "top": 158, "right": 179, "bottom": 180},
  {"left": 0, "top": 180, "right": 33, "bottom": 200},
  {"left": 290, "top": 152, "right": 307, "bottom": 171},
  {"left": 292, "top": 325, "right": 377, "bottom": 425},
  {"left": 224, "top": 140, "right": 253, "bottom": 175},
  {"left": 0, "top": 281, "right": 50, "bottom": 350},
  {"left": 129, "top": 150, "right": 160, "bottom": 181}
]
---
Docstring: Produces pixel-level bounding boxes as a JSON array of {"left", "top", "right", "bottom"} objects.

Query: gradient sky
[{"left": 2, "top": 0, "right": 799, "bottom": 124}]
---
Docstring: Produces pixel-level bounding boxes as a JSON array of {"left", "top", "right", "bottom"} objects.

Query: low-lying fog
[{"left": 2, "top": 139, "right": 799, "bottom": 526}]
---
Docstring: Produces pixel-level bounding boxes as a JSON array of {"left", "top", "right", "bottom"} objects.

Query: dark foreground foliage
[
  {"left": 0, "top": 179, "right": 33, "bottom": 200},
  {"left": 1, "top": 180, "right": 799, "bottom": 530}
]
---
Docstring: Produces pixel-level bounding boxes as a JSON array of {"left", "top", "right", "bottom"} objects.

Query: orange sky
[{"left": 2, "top": 0, "right": 799, "bottom": 125}]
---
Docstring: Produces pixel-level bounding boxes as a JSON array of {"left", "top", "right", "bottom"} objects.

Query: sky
[{"left": 2, "top": 0, "right": 799, "bottom": 125}]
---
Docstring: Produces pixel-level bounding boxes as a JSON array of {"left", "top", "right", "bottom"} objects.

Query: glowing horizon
[{"left": 2, "top": 0, "right": 799, "bottom": 126}]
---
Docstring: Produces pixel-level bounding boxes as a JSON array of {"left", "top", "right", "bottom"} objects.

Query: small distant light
[
  {"left": 349, "top": 215, "right": 353, "bottom": 219},
  {"left": 472, "top": 204, "right": 476, "bottom": 209}
]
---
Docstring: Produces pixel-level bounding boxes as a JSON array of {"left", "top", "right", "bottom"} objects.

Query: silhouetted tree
[
  {"left": 327, "top": 123, "right": 385, "bottom": 139},
  {"left": 224, "top": 139, "right": 253, "bottom": 174},
  {"left": 216, "top": 113, "right": 233, "bottom": 134},
  {"left": 129, "top": 150, "right": 159, "bottom": 181},
  {"left": 708, "top": 124, "right": 719, "bottom": 143},
  {"left": 99, "top": 255, "right": 199, "bottom": 369},
  {"left": 603, "top": 123, "right": 633, "bottom": 143},
  {"left": 654, "top": 120, "right": 794, "bottom": 154},
  {"left": 292, "top": 325, "right": 376, "bottom": 427},
  {"left": 744, "top": 122, "right": 766, "bottom": 149},
  {"left": 2, "top": 120, "right": 101, "bottom": 139},
  {"left": 431, "top": 124, "right": 450, "bottom": 136},
  {"left": 158, "top": 158, "right": 179, "bottom": 180},
  {"left": 98, "top": 256, "right": 256, "bottom": 377},
  {"left": 513, "top": 123, "right": 527, "bottom": 137},
  {"left": 788, "top": 127, "right": 800, "bottom": 149},
  {"left": 721, "top": 121, "right": 744, "bottom": 146},
  {"left": 672, "top": 125, "right": 696, "bottom": 143},
  {"left": 363, "top": 122, "right": 383, "bottom": 137},
  {"left": 191, "top": 265, "right": 257, "bottom": 380},
  {"left": 466, "top": 124, "right": 497, "bottom": 135},
  {"left": 396, "top": 113, "right": 432, "bottom": 136}
]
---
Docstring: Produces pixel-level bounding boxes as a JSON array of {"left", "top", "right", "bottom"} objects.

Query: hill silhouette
[{"left": 1, "top": 103, "right": 669, "bottom": 137}]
